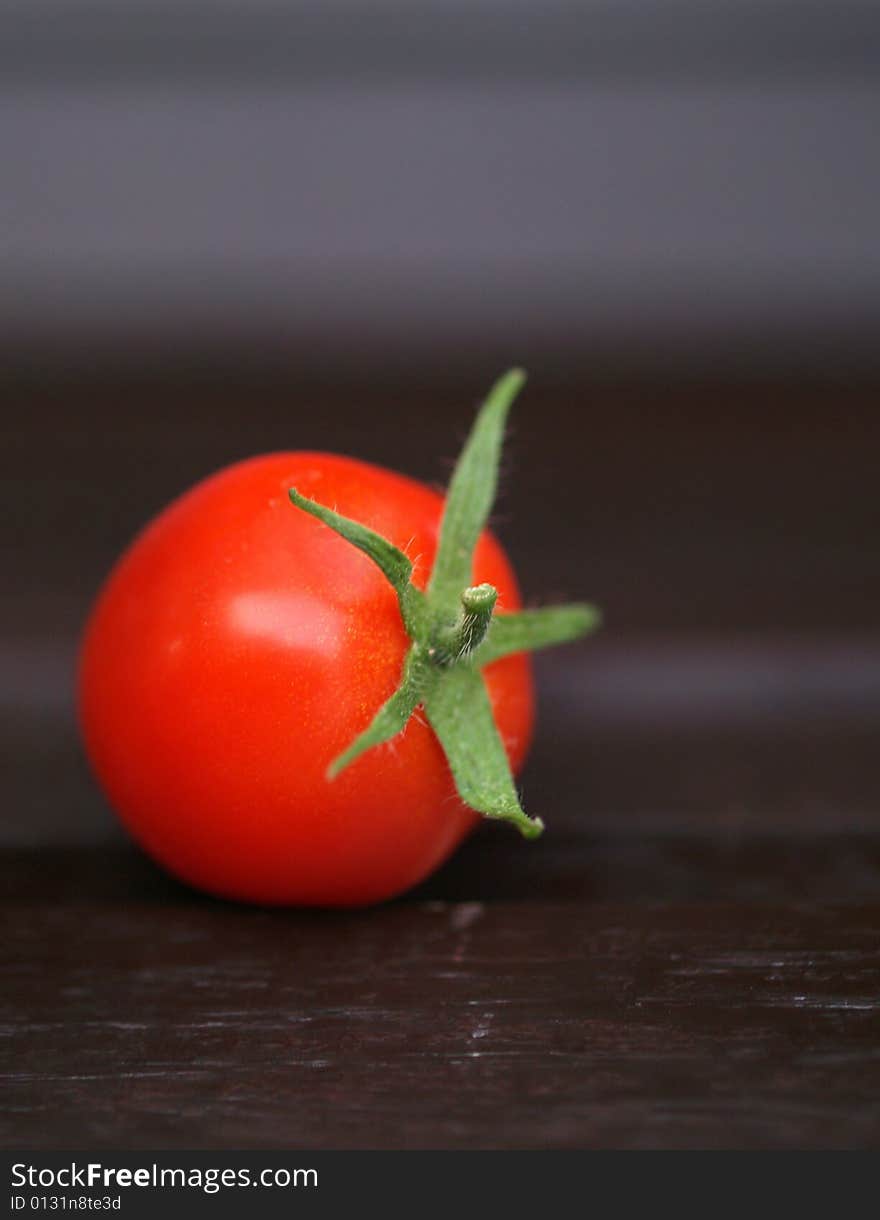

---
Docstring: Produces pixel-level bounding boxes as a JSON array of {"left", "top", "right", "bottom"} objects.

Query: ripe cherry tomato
[{"left": 79, "top": 452, "right": 533, "bottom": 906}]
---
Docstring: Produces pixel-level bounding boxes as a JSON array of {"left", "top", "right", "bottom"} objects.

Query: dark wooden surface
[
  {"left": 3, "top": 857, "right": 880, "bottom": 1150},
  {"left": 3, "top": 371, "right": 880, "bottom": 1149},
  {"left": 4, "top": 726, "right": 880, "bottom": 1151}
]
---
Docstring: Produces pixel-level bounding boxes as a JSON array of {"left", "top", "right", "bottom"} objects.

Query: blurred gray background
[{"left": 3, "top": 0, "right": 879, "bottom": 368}]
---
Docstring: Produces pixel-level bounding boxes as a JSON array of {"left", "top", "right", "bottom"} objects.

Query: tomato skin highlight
[{"left": 78, "top": 452, "right": 534, "bottom": 906}]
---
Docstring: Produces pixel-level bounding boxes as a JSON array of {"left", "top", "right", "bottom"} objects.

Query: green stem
[{"left": 432, "top": 583, "right": 498, "bottom": 664}]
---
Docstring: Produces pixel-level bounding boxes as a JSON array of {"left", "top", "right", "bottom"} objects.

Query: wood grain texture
[{"left": 3, "top": 866, "right": 880, "bottom": 1150}]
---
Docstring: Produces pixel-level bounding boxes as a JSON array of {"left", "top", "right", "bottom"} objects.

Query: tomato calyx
[{"left": 288, "top": 368, "right": 601, "bottom": 839}]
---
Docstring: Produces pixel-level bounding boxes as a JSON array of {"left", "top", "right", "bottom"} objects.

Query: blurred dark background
[{"left": 3, "top": 0, "right": 879, "bottom": 858}]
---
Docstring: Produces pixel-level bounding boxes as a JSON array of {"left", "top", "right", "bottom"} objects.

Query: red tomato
[{"left": 78, "top": 453, "right": 533, "bottom": 906}]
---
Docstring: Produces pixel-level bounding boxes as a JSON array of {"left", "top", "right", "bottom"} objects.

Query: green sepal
[
  {"left": 288, "top": 487, "right": 425, "bottom": 633},
  {"left": 474, "top": 603, "right": 602, "bottom": 666},
  {"left": 424, "top": 664, "right": 543, "bottom": 839},
  {"left": 427, "top": 368, "right": 525, "bottom": 616},
  {"left": 327, "top": 647, "right": 436, "bottom": 779}
]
